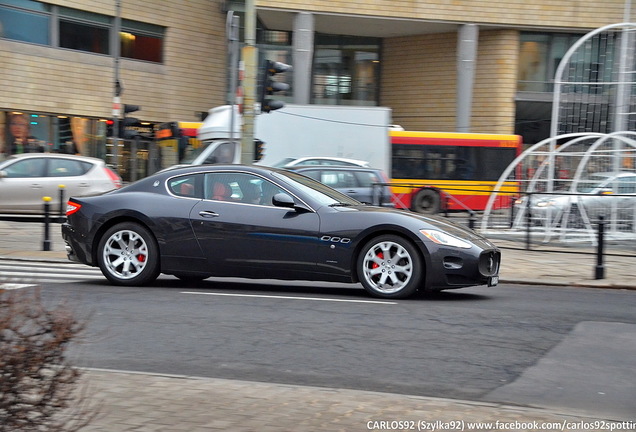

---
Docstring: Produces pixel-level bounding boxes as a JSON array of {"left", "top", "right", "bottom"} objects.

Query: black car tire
[
  {"left": 412, "top": 189, "right": 440, "bottom": 214},
  {"left": 97, "top": 222, "right": 160, "bottom": 286},
  {"left": 357, "top": 234, "right": 423, "bottom": 299}
]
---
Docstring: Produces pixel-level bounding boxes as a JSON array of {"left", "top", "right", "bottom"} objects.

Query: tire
[
  {"left": 412, "top": 189, "right": 440, "bottom": 214},
  {"left": 357, "top": 235, "right": 423, "bottom": 299},
  {"left": 97, "top": 222, "right": 160, "bottom": 286}
]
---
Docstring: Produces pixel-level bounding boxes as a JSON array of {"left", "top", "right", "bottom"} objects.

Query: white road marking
[{"left": 181, "top": 291, "right": 397, "bottom": 304}]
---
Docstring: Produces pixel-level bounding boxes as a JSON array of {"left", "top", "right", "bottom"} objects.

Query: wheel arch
[{"left": 90, "top": 215, "right": 158, "bottom": 266}]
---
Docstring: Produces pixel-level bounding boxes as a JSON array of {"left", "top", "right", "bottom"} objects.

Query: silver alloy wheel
[
  {"left": 102, "top": 229, "right": 149, "bottom": 280},
  {"left": 361, "top": 240, "right": 414, "bottom": 294}
]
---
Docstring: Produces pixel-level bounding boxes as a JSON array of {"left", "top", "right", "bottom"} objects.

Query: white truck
[{"left": 191, "top": 104, "right": 393, "bottom": 173}]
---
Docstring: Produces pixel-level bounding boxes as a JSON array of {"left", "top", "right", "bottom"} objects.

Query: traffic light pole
[
  {"left": 112, "top": 0, "right": 122, "bottom": 173},
  {"left": 240, "top": 0, "right": 257, "bottom": 165}
]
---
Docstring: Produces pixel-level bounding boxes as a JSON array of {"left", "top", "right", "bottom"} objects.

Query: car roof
[
  {"left": 591, "top": 171, "right": 636, "bottom": 178},
  {"left": 287, "top": 165, "right": 384, "bottom": 172},
  {"left": 1, "top": 153, "right": 104, "bottom": 164},
  {"left": 285, "top": 156, "right": 370, "bottom": 166}
]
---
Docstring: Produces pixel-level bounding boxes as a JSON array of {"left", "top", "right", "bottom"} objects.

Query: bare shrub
[{"left": 0, "top": 288, "right": 94, "bottom": 431}]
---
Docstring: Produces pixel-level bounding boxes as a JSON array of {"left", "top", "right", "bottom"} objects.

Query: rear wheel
[
  {"left": 412, "top": 189, "right": 440, "bottom": 214},
  {"left": 357, "top": 235, "right": 423, "bottom": 299},
  {"left": 97, "top": 222, "right": 160, "bottom": 286}
]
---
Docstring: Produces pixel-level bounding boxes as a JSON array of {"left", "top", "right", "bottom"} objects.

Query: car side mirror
[
  {"left": 272, "top": 192, "right": 295, "bottom": 208},
  {"left": 0, "top": 170, "right": 6, "bottom": 179}
]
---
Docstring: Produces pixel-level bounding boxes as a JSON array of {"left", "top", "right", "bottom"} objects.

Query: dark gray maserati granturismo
[{"left": 61, "top": 164, "right": 500, "bottom": 299}]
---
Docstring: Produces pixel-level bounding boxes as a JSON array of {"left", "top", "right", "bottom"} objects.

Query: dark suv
[{"left": 288, "top": 166, "right": 394, "bottom": 207}]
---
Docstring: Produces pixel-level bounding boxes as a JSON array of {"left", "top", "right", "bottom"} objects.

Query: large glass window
[
  {"left": 58, "top": 7, "right": 110, "bottom": 54},
  {"left": 59, "top": 20, "right": 109, "bottom": 54},
  {"left": 0, "top": 1, "right": 164, "bottom": 63},
  {"left": 312, "top": 34, "right": 380, "bottom": 106},
  {"left": 0, "top": 0, "right": 50, "bottom": 45},
  {"left": 121, "top": 19, "right": 164, "bottom": 63},
  {"left": 518, "top": 32, "right": 583, "bottom": 92}
]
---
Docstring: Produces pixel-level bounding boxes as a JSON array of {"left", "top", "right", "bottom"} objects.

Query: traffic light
[
  {"left": 258, "top": 60, "right": 291, "bottom": 113},
  {"left": 120, "top": 104, "right": 141, "bottom": 139},
  {"left": 254, "top": 139, "right": 265, "bottom": 161},
  {"left": 105, "top": 119, "right": 115, "bottom": 137}
]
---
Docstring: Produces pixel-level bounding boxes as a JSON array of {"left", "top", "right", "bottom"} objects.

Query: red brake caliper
[
  {"left": 372, "top": 251, "right": 383, "bottom": 269},
  {"left": 137, "top": 255, "right": 146, "bottom": 262}
]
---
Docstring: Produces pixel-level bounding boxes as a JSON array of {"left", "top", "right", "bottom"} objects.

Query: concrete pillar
[
  {"left": 293, "top": 12, "right": 314, "bottom": 104},
  {"left": 456, "top": 24, "right": 479, "bottom": 133}
]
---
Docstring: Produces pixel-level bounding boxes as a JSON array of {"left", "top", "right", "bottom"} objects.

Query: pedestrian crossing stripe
[{"left": 0, "top": 283, "right": 38, "bottom": 290}]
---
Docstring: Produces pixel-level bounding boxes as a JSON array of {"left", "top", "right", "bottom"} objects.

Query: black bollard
[
  {"left": 58, "top": 184, "right": 66, "bottom": 216},
  {"left": 468, "top": 211, "right": 476, "bottom": 230},
  {"left": 525, "top": 193, "right": 532, "bottom": 250},
  {"left": 42, "top": 196, "right": 52, "bottom": 251},
  {"left": 594, "top": 215, "right": 605, "bottom": 280}
]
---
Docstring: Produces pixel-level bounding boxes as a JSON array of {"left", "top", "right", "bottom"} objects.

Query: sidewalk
[
  {"left": 1, "top": 220, "right": 635, "bottom": 431},
  {"left": 1, "top": 220, "right": 634, "bottom": 290}
]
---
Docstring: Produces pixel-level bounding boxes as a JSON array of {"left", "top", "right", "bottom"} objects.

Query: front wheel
[
  {"left": 97, "top": 222, "right": 160, "bottom": 286},
  {"left": 357, "top": 235, "right": 423, "bottom": 299}
]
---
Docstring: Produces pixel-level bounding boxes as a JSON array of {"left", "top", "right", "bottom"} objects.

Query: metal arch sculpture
[
  {"left": 481, "top": 132, "right": 636, "bottom": 243},
  {"left": 481, "top": 23, "right": 636, "bottom": 244}
]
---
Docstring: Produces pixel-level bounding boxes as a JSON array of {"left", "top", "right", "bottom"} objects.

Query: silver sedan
[{"left": 0, "top": 153, "right": 121, "bottom": 214}]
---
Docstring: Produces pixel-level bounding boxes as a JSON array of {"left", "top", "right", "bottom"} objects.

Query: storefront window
[{"left": 2, "top": 112, "right": 110, "bottom": 158}]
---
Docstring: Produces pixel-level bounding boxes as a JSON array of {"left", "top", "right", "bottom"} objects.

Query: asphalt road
[{"left": 37, "top": 277, "right": 636, "bottom": 420}]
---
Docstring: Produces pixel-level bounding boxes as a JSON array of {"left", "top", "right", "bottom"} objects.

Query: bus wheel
[{"left": 412, "top": 189, "right": 440, "bottom": 214}]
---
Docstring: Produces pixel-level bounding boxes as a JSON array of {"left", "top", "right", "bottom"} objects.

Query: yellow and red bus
[
  {"left": 390, "top": 131, "right": 522, "bottom": 213},
  {"left": 156, "top": 121, "right": 203, "bottom": 164}
]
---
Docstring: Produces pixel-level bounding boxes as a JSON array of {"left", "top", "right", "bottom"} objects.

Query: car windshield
[{"left": 273, "top": 170, "right": 362, "bottom": 207}]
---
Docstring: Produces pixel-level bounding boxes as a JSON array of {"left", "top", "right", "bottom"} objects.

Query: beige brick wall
[
  {"left": 382, "top": 29, "right": 518, "bottom": 134},
  {"left": 1, "top": 0, "right": 227, "bottom": 123},
  {"left": 260, "top": 0, "right": 628, "bottom": 30}
]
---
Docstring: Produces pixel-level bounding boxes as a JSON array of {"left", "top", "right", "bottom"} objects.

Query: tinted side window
[
  {"left": 168, "top": 174, "right": 202, "bottom": 198},
  {"left": 618, "top": 177, "right": 636, "bottom": 194},
  {"left": 47, "top": 158, "right": 92, "bottom": 177},
  {"left": 3, "top": 158, "right": 46, "bottom": 177},
  {"left": 203, "top": 172, "right": 285, "bottom": 206},
  {"left": 353, "top": 171, "right": 380, "bottom": 187}
]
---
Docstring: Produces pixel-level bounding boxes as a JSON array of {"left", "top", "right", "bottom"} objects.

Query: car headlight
[
  {"left": 535, "top": 199, "right": 556, "bottom": 208},
  {"left": 420, "top": 229, "right": 472, "bottom": 249}
]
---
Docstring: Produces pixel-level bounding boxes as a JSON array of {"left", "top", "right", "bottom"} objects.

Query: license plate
[{"left": 488, "top": 276, "right": 499, "bottom": 286}]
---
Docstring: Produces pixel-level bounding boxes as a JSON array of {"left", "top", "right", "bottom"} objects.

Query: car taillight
[
  {"left": 66, "top": 201, "right": 82, "bottom": 216},
  {"left": 104, "top": 167, "right": 122, "bottom": 188}
]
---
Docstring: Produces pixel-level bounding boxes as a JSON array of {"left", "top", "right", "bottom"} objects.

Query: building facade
[{"left": 1, "top": 0, "right": 632, "bottom": 175}]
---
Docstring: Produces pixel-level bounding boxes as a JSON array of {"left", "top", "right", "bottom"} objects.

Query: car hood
[{"left": 334, "top": 205, "right": 484, "bottom": 240}]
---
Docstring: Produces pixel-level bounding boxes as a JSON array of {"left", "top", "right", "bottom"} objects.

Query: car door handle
[
  {"left": 346, "top": 189, "right": 357, "bottom": 193},
  {"left": 30, "top": 183, "right": 43, "bottom": 189},
  {"left": 198, "top": 210, "right": 220, "bottom": 218}
]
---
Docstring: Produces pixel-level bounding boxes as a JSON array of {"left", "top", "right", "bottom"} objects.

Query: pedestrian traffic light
[
  {"left": 120, "top": 104, "right": 141, "bottom": 139},
  {"left": 258, "top": 60, "right": 291, "bottom": 113},
  {"left": 254, "top": 139, "right": 265, "bottom": 161},
  {"left": 105, "top": 119, "right": 115, "bottom": 137}
]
